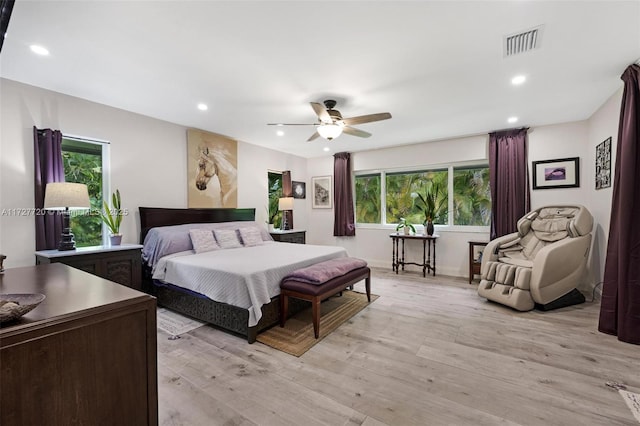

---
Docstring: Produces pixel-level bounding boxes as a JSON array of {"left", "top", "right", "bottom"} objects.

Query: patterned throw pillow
[
  {"left": 189, "top": 229, "right": 220, "bottom": 253},
  {"left": 213, "top": 229, "right": 243, "bottom": 249},
  {"left": 238, "top": 227, "right": 264, "bottom": 247}
]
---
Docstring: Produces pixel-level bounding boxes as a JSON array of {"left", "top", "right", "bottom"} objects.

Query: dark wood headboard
[{"left": 139, "top": 207, "right": 256, "bottom": 243}]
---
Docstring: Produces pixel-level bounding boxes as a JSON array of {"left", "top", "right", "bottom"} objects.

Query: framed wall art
[
  {"left": 311, "top": 176, "right": 332, "bottom": 208},
  {"left": 532, "top": 157, "right": 580, "bottom": 190},
  {"left": 292, "top": 181, "right": 306, "bottom": 199},
  {"left": 595, "top": 137, "right": 612, "bottom": 189},
  {"left": 187, "top": 129, "right": 238, "bottom": 208}
]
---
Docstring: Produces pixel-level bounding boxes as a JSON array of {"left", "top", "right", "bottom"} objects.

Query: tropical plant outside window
[
  {"left": 268, "top": 171, "right": 283, "bottom": 228},
  {"left": 62, "top": 137, "right": 104, "bottom": 247},
  {"left": 386, "top": 169, "right": 448, "bottom": 226},
  {"left": 354, "top": 174, "right": 381, "bottom": 224},
  {"left": 453, "top": 166, "right": 491, "bottom": 226},
  {"left": 355, "top": 165, "right": 490, "bottom": 228}
]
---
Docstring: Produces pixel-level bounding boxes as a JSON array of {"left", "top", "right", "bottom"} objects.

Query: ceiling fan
[{"left": 268, "top": 100, "right": 392, "bottom": 141}]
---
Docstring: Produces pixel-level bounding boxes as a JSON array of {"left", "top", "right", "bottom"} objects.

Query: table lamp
[
  {"left": 44, "top": 182, "right": 91, "bottom": 250},
  {"left": 278, "top": 197, "right": 294, "bottom": 231}
]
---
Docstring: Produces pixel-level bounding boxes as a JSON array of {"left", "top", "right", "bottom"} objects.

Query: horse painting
[
  {"left": 195, "top": 146, "right": 237, "bottom": 206},
  {"left": 187, "top": 129, "right": 238, "bottom": 208}
]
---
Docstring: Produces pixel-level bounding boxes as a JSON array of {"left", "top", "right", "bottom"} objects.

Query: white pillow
[
  {"left": 238, "top": 227, "right": 264, "bottom": 247},
  {"left": 214, "top": 229, "right": 243, "bottom": 249},
  {"left": 189, "top": 229, "right": 220, "bottom": 253}
]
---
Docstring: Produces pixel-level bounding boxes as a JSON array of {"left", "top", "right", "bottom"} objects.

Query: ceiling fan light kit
[
  {"left": 268, "top": 99, "right": 391, "bottom": 142},
  {"left": 317, "top": 123, "right": 343, "bottom": 140}
]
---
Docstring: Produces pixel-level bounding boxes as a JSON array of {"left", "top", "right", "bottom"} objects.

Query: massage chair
[{"left": 478, "top": 205, "right": 593, "bottom": 311}]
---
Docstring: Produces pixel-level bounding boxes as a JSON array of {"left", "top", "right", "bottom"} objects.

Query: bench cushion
[
  {"left": 281, "top": 267, "right": 370, "bottom": 296},
  {"left": 283, "top": 257, "right": 367, "bottom": 284}
]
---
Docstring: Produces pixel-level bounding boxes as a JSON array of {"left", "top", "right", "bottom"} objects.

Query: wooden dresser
[
  {"left": 0, "top": 263, "right": 157, "bottom": 426},
  {"left": 35, "top": 244, "right": 143, "bottom": 290}
]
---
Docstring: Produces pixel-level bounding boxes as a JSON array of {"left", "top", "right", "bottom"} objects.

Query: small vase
[
  {"left": 268, "top": 223, "right": 274, "bottom": 232},
  {"left": 110, "top": 234, "right": 122, "bottom": 246},
  {"left": 403, "top": 226, "right": 410, "bottom": 235},
  {"left": 426, "top": 221, "right": 435, "bottom": 236}
]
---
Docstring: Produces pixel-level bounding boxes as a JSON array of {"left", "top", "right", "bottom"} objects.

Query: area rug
[
  {"left": 256, "top": 291, "right": 378, "bottom": 357},
  {"left": 157, "top": 307, "right": 206, "bottom": 336}
]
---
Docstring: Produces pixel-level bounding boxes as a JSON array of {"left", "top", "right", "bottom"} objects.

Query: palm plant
[
  {"left": 100, "top": 189, "right": 122, "bottom": 235},
  {"left": 415, "top": 183, "right": 446, "bottom": 224}
]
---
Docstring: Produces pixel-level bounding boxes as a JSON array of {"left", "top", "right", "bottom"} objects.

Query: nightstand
[
  {"left": 468, "top": 240, "right": 488, "bottom": 284},
  {"left": 35, "top": 244, "right": 143, "bottom": 290},
  {"left": 269, "top": 229, "right": 306, "bottom": 244}
]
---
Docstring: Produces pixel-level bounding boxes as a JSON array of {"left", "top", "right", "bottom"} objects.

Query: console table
[
  {"left": 468, "top": 240, "right": 489, "bottom": 283},
  {"left": 0, "top": 263, "right": 158, "bottom": 425},
  {"left": 390, "top": 233, "right": 439, "bottom": 277}
]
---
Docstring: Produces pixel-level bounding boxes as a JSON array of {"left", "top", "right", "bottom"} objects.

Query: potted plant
[
  {"left": 100, "top": 189, "right": 123, "bottom": 245},
  {"left": 415, "top": 184, "right": 445, "bottom": 236},
  {"left": 396, "top": 218, "right": 416, "bottom": 235}
]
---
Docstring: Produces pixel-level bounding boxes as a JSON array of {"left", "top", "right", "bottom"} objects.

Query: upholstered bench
[{"left": 280, "top": 258, "right": 371, "bottom": 338}]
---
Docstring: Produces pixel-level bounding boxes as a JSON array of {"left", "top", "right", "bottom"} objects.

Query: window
[
  {"left": 453, "top": 166, "right": 491, "bottom": 226},
  {"left": 355, "top": 174, "right": 381, "bottom": 224},
  {"left": 386, "top": 169, "right": 448, "bottom": 225},
  {"left": 354, "top": 164, "right": 490, "bottom": 228},
  {"left": 267, "top": 171, "right": 283, "bottom": 228},
  {"left": 62, "top": 137, "right": 108, "bottom": 247}
]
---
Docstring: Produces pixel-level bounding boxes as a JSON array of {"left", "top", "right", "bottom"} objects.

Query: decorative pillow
[
  {"left": 238, "top": 227, "right": 264, "bottom": 247},
  {"left": 189, "top": 229, "right": 220, "bottom": 253},
  {"left": 213, "top": 229, "right": 243, "bottom": 249}
]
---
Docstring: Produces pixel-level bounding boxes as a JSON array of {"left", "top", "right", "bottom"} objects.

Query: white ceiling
[{"left": 2, "top": 1, "right": 639, "bottom": 158}]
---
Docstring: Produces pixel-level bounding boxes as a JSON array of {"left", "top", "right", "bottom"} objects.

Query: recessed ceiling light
[
  {"left": 30, "top": 45, "right": 49, "bottom": 56},
  {"left": 511, "top": 75, "right": 526, "bottom": 85},
  {"left": 508, "top": 116, "right": 518, "bottom": 123},
  {"left": 323, "top": 147, "right": 330, "bottom": 152},
  {"left": 197, "top": 103, "right": 208, "bottom": 111},
  {"left": 276, "top": 130, "right": 284, "bottom": 136}
]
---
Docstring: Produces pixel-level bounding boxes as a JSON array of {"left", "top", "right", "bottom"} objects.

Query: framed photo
[
  {"left": 292, "top": 181, "right": 306, "bottom": 199},
  {"left": 532, "top": 157, "right": 580, "bottom": 190},
  {"left": 595, "top": 137, "right": 612, "bottom": 190},
  {"left": 311, "top": 175, "right": 332, "bottom": 208}
]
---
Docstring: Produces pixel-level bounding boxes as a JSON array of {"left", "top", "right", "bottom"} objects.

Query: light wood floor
[{"left": 157, "top": 268, "right": 639, "bottom": 426}]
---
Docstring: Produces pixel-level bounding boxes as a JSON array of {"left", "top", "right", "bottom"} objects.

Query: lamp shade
[
  {"left": 278, "top": 197, "right": 294, "bottom": 211},
  {"left": 317, "top": 123, "right": 343, "bottom": 140},
  {"left": 44, "top": 182, "right": 91, "bottom": 210}
]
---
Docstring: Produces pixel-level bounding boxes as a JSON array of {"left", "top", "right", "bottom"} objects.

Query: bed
[{"left": 139, "top": 207, "right": 347, "bottom": 342}]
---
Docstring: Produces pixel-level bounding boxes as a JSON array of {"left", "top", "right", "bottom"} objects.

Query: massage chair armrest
[
  {"left": 529, "top": 235, "right": 592, "bottom": 297},
  {"left": 480, "top": 232, "right": 520, "bottom": 276}
]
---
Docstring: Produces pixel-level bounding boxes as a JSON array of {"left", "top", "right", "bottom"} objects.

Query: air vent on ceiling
[{"left": 504, "top": 25, "right": 544, "bottom": 57}]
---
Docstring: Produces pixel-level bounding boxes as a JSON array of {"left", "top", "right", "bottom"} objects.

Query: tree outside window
[{"left": 355, "top": 174, "right": 381, "bottom": 224}]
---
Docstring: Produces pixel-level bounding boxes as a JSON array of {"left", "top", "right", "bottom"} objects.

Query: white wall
[
  {"left": 0, "top": 78, "right": 306, "bottom": 267},
  {"left": 586, "top": 88, "right": 622, "bottom": 287}
]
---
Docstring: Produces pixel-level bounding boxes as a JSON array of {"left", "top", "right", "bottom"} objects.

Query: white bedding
[{"left": 152, "top": 241, "right": 347, "bottom": 327}]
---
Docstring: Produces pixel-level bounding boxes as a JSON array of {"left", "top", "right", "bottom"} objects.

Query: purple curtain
[
  {"left": 598, "top": 64, "right": 640, "bottom": 345},
  {"left": 34, "top": 127, "right": 65, "bottom": 250},
  {"left": 488, "top": 128, "right": 530, "bottom": 240},
  {"left": 333, "top": 152, "right": 355, "bottom": 236},
  {"left": 282, "top": 170, "right": 293, "bottom": 229}
]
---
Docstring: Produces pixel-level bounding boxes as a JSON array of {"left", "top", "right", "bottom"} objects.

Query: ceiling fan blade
[
  {"left": 267, "top": 123, "right": 318, "bottom": 126},
  {"left": 307, "top": 131, "right": 321, "bottom": 142},
  {"left": 341, "top": 112, "right": 392, "bottom": 126},
  {"left": 310, "top": 102, "right": 332, "bottom": 123},
  {"left": 343, "top": 126, "right": 371, "bottom": 138}
]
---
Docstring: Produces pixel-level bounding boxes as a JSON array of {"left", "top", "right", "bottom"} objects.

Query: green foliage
[
  {"left": 355, "top": 175, "right": 381, "bottom": 224},
  {"left": 100, "top": 190, "right": 122, "bottom": 235},
  {"left": 62, "top": 149, "right": 103, "bottom": 247},
  {"left": 453, "top": 167, "right": 491, "bottom": 226},
  {"left": 267, "top": 172, "right": 283, "bottom": 228},
  {"left": 386, "top": 170, "right": 448, "bottom": 225},
  {"left": 414, "top": 183, "right": 447, "bottom": 224}
]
